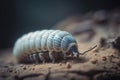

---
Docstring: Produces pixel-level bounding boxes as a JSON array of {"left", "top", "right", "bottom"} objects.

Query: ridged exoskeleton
[{"left": 13, "top": 30, "right": 96, "bottom": 63}]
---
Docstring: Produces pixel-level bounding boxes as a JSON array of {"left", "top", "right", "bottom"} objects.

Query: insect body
[{"left": 13, "top": 30, "right": 80, "bottom": 63}]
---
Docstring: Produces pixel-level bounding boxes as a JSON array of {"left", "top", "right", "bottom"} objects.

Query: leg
[
  {"left": 49, "top": 52, "right": 55, "bottom": 63},
  {"left": 71, "top": 53, "right": 73, "bottom": 57},
  {"left": 77, "top": 53, "right": 79, "bottom": 58},
  {"left": 72, "top": 52, "right": 79, "bottom": 58},
  {"left": 63, "top": 52, "right": 67, "bottom": 59},
  {"left": 29, "top": 54, "right": 34, "bottom": 63},
  {"left": 38, "top": 53, "right": 45, "bottom": 63},
  {"left": 26, "top": 56, "right": 30, "bottom": 63},
  {"left": 32, "top": 54, "right": 39, "bottom": 64}
]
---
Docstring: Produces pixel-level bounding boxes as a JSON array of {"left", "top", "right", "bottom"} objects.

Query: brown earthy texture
[{"left": 1, "top": 9, "right": 120, "bottom": 80}]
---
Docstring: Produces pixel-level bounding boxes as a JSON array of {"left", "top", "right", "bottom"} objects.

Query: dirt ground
[{"left": 0, "top": 10, "right": 120, "bottom": 80}]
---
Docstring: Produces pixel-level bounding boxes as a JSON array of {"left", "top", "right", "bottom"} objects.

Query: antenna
[{"left": 80, "top": 45, "right": 97, "bottom": 55}]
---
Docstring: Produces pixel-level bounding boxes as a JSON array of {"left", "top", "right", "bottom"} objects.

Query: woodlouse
[{"left": 13, "top": 30, "right": 96, "bottom": 63}]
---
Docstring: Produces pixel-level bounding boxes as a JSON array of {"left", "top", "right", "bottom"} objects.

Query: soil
[{"left": 0, "top": 10, "right": 120, "bottom": 80}]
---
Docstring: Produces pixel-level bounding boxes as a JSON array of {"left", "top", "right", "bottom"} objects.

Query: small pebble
[
  {"left": 102, "top": 56, "right": 107, "bottom": 61},
  {"left": 9, "top": 70, "right": 13, "bottom": 73},
  {"left": 23, "top": 67, "right": 26, "bottom": 70},
  {"left": 20, "top": 65, "right": 24, "bottom": 67},
  {"left": 59, "top": 63, "right": 62, "bottom": 66},
  {"left": 33, "top": 64, "right": 36, "bottom": 66},
  {"left": 91, "top": 59, "right": 97, "bottom": 64},
  {"left": 94, "top": 54, "right": 97, "bottom": 56},
  {"left": 93, "top": 48, "right": 99, "bottom": 52},
  {"left": 101, "top": 48, "right": 105, "bottom": 50},
  {"left": 66, "top": 62, "right": 71, "bottom": 69},
  {"left": 14, "top": 71, "right": 17, "bottom": 73},
  {"left": 32, "top": 68, "right": 35, "bottom": 70},
  {"left": 110, "top": 54, "right": 114, "bottom": 57}
]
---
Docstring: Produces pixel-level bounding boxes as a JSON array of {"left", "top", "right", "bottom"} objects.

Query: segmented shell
[{"left": 13, "top": 30, "right": 78, "bottom": 63}]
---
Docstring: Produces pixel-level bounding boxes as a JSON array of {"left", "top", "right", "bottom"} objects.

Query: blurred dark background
[{"left": 1, "top": 0, "right": 120, "bottom": 48}]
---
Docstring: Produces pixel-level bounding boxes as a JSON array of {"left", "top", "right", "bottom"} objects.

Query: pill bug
[{"left": 13, "top": 29, "right": 96, "bottom": 63}]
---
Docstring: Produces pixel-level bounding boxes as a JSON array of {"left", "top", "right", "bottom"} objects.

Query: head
[{"left": 68, "top": 44, "right": 80, "bottom": 58}]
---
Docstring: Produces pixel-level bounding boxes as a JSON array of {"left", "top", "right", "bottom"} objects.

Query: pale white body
[{"left": 13, "top": 30, "right": 78, "bottom": 63}]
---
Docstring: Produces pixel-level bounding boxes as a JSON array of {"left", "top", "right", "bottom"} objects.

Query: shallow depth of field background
[{"left": 1, "top": 0, "right": 120, "bottom": 48}]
